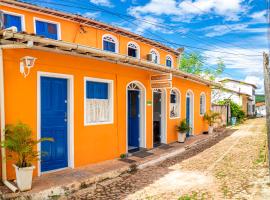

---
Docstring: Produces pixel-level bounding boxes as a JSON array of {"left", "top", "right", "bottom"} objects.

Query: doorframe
[
  {"left": 37, "top": 71, "right": 74, "bottom": 176},
  {"left": 152, "top": 88, "right": 167, "bottom": 147},
  {"left": 126, "top": 81, "right": 147, "bottom": 153},
  {"left": 186, "top": 89, "right": 194, "bottom": 135}
]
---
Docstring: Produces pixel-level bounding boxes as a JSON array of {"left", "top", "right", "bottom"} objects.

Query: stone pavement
[
  {"left": 63, "top": 118, "right": 265, "bottom": 200},
  {"left": 0, "top": 128, "right": 229, "bottom": 200}
]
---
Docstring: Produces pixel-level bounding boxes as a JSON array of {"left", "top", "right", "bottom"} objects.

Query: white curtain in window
[{"left": 86, "top": 99, "right": 110, "bottom": 123}]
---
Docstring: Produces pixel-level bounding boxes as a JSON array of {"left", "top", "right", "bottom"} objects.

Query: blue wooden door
[
  {"left": 128, "top": 90, "right": 140, "bottom": 149},
  {"left": 41, "top": 77, "right": 68, "bottom": 172},
  {"left": 186, "top": 96, "right": 190, "bottom": 137}
]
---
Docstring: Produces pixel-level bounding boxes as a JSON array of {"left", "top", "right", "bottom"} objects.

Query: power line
[
  {"left": 24, "top": 0, "right": 263, "bottom": 57},
  {"left": 22, "top": 0, "right": 262, "bottom": 78}
]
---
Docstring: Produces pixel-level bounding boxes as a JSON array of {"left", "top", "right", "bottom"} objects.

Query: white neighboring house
[
  {"left": 219, "top": 79, "right": 257, "bottom": 116},
  {"left": 211, "top": 87, "right": 251, "bottom": 115},
  {"left": 256, "top": 102, "right": 266, "bottom": 117}
]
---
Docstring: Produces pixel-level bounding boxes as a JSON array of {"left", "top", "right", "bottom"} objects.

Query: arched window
[
  {"left": 127, "top": 42, "right": 140, "bottom": 58},
  {"left": 170, "top": 88, "right": 180, "bottom": 118},
  {"left": 102, "top": 34, "right": 118, "bottom": 53},
  {"left": 166, "top": 55, "right": 173, "bottom": 68},
  {"left": 200, "top": 93, "right": 206, "bottom": 115},
  {"left": 150, "top": 49, "right": 160, "bottom": 64}
]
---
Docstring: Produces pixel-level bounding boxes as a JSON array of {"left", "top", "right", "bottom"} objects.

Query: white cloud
[
  {"left": 128, "top": 0, "right": 246, "bottom": 22},
  {"left": 83, "top": 11, "right": 100, "bottom": 19},
  {"left": 89, "top": 0, "right": 113, "bottom": 7},
  {"left": 250, "top": 10, "right": 267, "bottom": 23},
  {"left": 244, "top": 75, "right": 264, "bottom": 93},
  {"left": 203, "top": 47, "right": 266, "bottom": 93},
  {"left": 202, "top": 23, "right": 267, "bottom": 37}
]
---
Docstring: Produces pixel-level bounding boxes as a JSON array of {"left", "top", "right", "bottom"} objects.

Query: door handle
[{"left": 64, "top": 112, "right": 67, "bottom": 122}]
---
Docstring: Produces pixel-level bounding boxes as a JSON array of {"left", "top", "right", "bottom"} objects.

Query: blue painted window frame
[
  {"left": 166, "top": 59, "right": 172, "bottom": 67},
  {"left": 35, "top": 19, "right": 59, "bottom": 40},
  {"left": 3, "top": 13, "right": 23, "bottom": 32},
  {"left": 103, "top": 40, "right": 116, "bottom": 52},
  {"left": 86, "top": 81, "right": 109, "bottom": 100}
]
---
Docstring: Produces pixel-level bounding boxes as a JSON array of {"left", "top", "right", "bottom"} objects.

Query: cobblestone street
[{"left": 60, "top": 118, "right": 268, "bottom": 200}]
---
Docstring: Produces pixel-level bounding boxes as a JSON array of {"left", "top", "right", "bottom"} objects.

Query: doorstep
[{"left": 0, "top": 131, "right": 224, "bottom": 200}]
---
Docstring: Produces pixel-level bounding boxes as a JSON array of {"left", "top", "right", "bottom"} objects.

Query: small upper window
[
  {"left": 103, "top": 34, "right": 118, "bottom": 53},
  {"left": 170, "top": 89, "right": 180, "bottom": 118},
  {"left": 127, "top": 42, "right": 139, "bottom": 58},
  {"left": 166, "top": 55, "right": 173, "bottom": 68},
  {"left": 200, "top": 93, "right": 206, "bottom": 115},
  {"left": 3, "top": 13, "right": 23, "bottom": 32},
  {"left": 150, "top": 49, "right": 160, "bottom": 64},
  {"left": 35, "top": 19, "right": 59, "bottom": 40},
  {"left": 85, "top": 78, "right": 113, "bottom": 125}
]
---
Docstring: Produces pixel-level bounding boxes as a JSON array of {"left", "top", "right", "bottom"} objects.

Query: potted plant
[
  {"left": 2, "top": 122, "right": 53, "bottom": 191},
  {"left": 176, "top": 119, "right": 191, "bottom": 143},
  {"left": 203, "top": 112, "right": 220, "bottom": 134}
]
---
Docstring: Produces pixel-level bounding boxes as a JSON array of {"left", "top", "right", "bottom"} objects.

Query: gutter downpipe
[{"left": 0, "top": 44, "right": 30, "bottom": 192}]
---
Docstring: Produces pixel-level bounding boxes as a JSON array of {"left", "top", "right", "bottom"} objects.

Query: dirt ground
[{"left": 66, "top": 118, "right": 268, "bottom": 200}]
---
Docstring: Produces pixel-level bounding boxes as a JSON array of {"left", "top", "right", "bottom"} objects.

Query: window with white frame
[
  {"left": 85, "top": 78, "right": 113, "bottom": 125},
  {"left": 150, "top": 49, "right": 160, "bottom": 64},
  {"left": 127, "top": 42, "right": 139, "bottom": 58},
  {"left": 166, "top": 55, "right": 173, "bottom": 67},
  {"left": 170, "top": 89, "right": 180, "bottom": 118},
  {"left": 103, "top": 34, "right": 118, "bottom": 53},
  {"left": 3, "top": 12, "right": 24, "bottom": 32},
  {"left": 200, "top": 93, "right": 206, "bottom": 115},
  {"left": 35, "top": 19, "right": 59, "bottom": 40}
]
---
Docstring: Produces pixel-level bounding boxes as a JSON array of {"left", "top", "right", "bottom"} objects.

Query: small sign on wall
[{"left": 147, "top": 100, "right": 152, "bottom": 106}]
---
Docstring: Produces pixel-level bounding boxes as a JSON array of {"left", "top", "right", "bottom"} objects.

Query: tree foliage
[{"left": 180, "top": 52, "right": 225, "bottom": 80}]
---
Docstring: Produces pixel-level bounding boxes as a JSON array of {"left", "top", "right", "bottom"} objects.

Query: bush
[
  {"left": 230, "top": 102, "right": 245, "bottom": 123},
  {"left": 2, "top": 122, "right": 53, "bottom": 168}
]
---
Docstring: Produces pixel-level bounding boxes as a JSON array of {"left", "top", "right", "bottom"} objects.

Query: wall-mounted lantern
[{"left": 20, "top": 56, "right": 36, "bottom": 78}]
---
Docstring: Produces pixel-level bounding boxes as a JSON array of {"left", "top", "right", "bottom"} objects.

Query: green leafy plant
[
  {"left": 230, "top": 101, "right": 245, "bottom": 123},
  {"left": 203, "top": 112, "right": 220, "bottom": 126},
  {"left": 179, "top": 52, "right": 225, "bottom": 81},
  {"left": 2, "top": 122, "right": 53, "bottom": 168},
  {"left": 176, "top": 119, "right": 191, "bottom": 133},
  {"left": 120, "top": 153, "right": 126, "bottom": 159}
]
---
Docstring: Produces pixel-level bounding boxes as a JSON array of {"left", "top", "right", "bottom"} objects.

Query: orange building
[{"left": 0, "top": 0, "right": 215, "bottom": 180}]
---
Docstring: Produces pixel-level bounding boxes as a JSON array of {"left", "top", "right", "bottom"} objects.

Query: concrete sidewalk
[{"left": 0, "top": 130, "right": 227, "bottom": 200}]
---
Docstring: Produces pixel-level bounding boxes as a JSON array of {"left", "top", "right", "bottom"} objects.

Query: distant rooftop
[{"left": 220, "top": 78, "right": 257, "bottom": 89}]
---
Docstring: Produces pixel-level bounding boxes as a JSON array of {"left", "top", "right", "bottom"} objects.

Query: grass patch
[
  {"left": 215, "top": 171, "right": 226, "bottom": 179},
  {"left": 254, "top": 135, "right": 267, "bottom": 165},
  {"left": 178, "top": 192, "right": 210, "bottom": 200}
]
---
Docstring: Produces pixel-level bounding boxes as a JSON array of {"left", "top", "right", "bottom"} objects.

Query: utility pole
[{"left": 263, "top": 52, "right": 270, "bottom": 179}]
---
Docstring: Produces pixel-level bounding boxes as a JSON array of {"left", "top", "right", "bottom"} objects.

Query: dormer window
[
  {"left": 127, "top": 42, "right": 140, "bottom": 58},
  {"left": 3, "top": 12, "right": 24, "bottom": 32},
  {"left": 150, "top": 49, "right": 160, "bottom": 64},
  {"left": 166, "top": 55, "right": 173, "bottom": 68},
  {"left": 103, "top": 34, "right": 118, "bottom": 53},
  {"left": 35, "top": 18, "right": 60, "bottom": 40}
]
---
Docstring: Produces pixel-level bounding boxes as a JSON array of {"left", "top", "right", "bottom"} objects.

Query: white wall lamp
[{"left": 19, "top": 56, "right": 36, "bottom": 78}]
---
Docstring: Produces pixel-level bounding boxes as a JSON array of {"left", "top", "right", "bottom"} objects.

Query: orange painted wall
[
  {"left": 0, "top": 4, "right": 211, "bottom": 180},
  {"left": 3, "top": 49, "right": 210, "bottom": 179},
  {"left": 0, "top": 5, "right": 178, "bottom": 68}
]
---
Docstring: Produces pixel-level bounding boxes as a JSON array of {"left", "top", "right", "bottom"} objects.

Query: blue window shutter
[
  {"left": 36, "top": 20, "right": 58, "bottom": 40},
  {"left": 3, "top": 14, "right": 22, "bottom": 32},
  {"left": 166, "top": 59, "right": 172, "bottom": 67},
  {"left": 86, "top": 81, "right": 108, "bottom": 99},
  {"left": 103, "top": 41, "right": 116, "bottom": 52}
]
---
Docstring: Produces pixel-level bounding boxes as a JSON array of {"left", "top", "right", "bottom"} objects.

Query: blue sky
[{"left": 24, "top": 0, "right": 268, "bottom": 93}]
